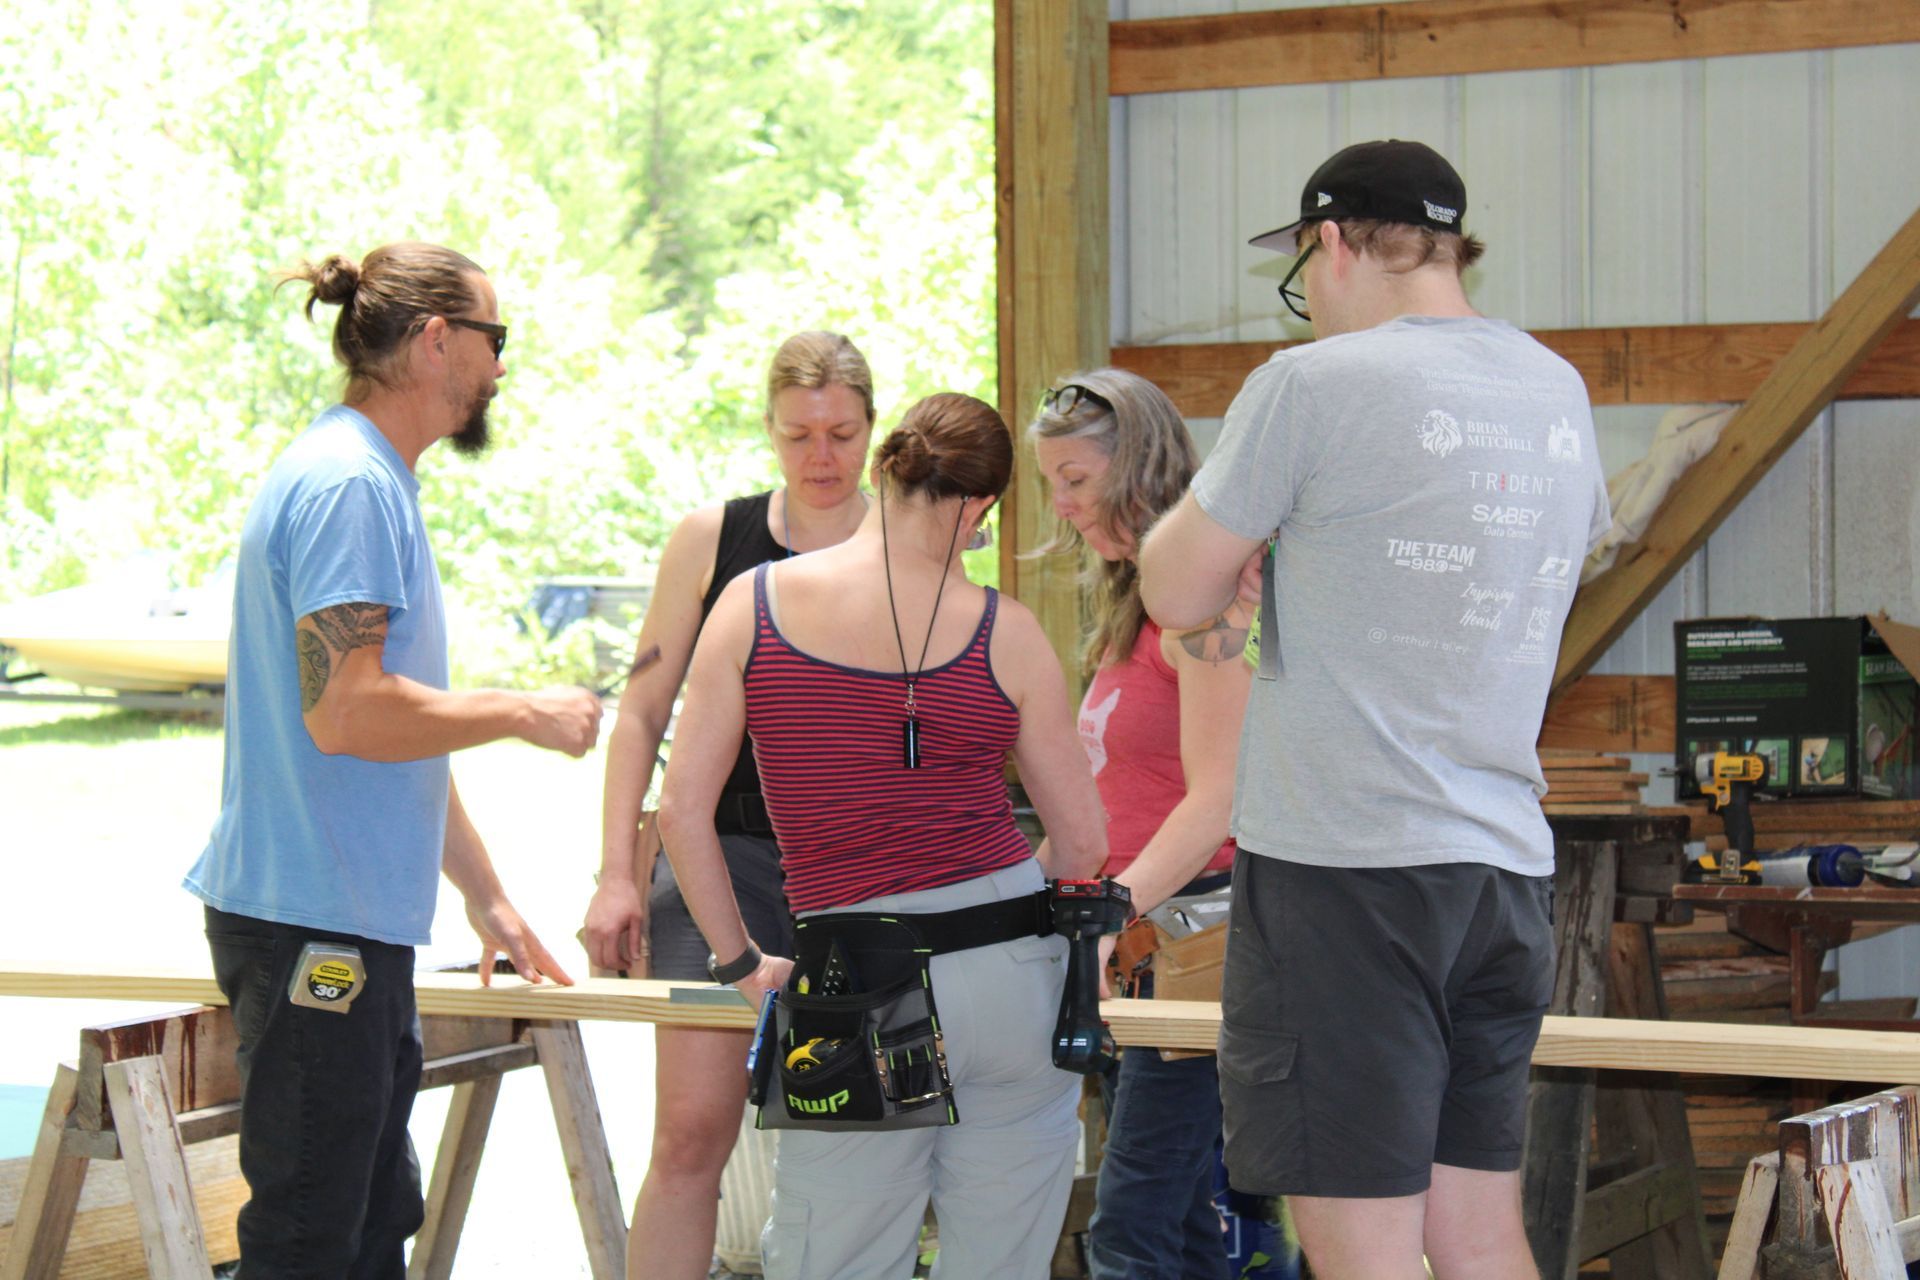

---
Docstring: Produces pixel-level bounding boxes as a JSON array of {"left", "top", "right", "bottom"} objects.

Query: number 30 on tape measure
[{"left": 287, "top": 942, "right": 366, "bottom": 1013}]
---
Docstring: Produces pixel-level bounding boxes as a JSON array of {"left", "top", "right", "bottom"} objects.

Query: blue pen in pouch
[{"left": 745, "top": 988, "right": 777, "bottom": 1080}]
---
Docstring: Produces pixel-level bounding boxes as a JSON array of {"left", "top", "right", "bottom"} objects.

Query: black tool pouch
[{"left": 749, "top": 916, "right": 957, "bottom": 1132}]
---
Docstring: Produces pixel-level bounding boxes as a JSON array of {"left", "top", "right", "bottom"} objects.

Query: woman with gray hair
[{"left": 1030, "top": 369, "right": 1267, "bottom": 1280}]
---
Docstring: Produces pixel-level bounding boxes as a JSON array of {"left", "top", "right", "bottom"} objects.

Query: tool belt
[
  {"left": 713, "top": 790, "right": 775, "bottom": 837},
  {"left": 749, "top": 890, "right": 1054, "bottom": 1132}
]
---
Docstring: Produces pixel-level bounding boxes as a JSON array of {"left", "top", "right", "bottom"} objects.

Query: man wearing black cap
[{"left": 1138, "top": 141, "right": 1610, "bottom": 1279}]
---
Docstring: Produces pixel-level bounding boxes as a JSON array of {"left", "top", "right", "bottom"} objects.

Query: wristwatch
[{"left": 707, "top": 942, "right": 763, "bottom": 985}]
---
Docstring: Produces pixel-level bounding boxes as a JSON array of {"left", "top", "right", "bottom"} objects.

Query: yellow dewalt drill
[{"left": 1696, "top": 751, "right": 1767, "bottom": 881}]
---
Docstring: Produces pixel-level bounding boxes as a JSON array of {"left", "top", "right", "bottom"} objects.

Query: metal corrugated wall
[{"left": 1108, "top": 0, "right": 1920, "bottom": 996}]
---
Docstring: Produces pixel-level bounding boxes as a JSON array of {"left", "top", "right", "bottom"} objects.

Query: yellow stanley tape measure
[{"left": 287, "top": 942, "right": 366, "bottom": 1014}]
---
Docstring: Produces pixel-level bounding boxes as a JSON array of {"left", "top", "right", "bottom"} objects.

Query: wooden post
[
  {"left": 408, "top": 1074, "right": 504, "bottom": 1280},
  {"left": 529, "top": 1022, "right": 626, "bottom": 1280},
  {"left": 102, "top": 1057, "right": 212, "bottom": 1279},
  {"left": 1714, "top": 1152, "right": 1778, "bottom": 1280},
  {"left": 996, "top": 0, "right": 1110, "bottom": 692},
  {"left": 0, "top": 1064, "right": 89, "bottom": 1280},
  {"left": 1523, "top": 837, "right": 1617, "bottom": 1278},
  {"left": 1553, "top": 202, "right": 1920, "bottom": 700},
  {"left": 1592, "top": 922, "right": 1713, "bottom": 1280}
]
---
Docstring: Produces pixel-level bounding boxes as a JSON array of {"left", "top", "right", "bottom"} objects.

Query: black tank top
[{"left": 699, "top": 491, "right": 787, "bottom": 826}]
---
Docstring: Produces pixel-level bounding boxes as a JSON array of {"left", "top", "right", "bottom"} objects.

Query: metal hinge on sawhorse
[
  {"left": 1716, "top": 1085, "right": 1920, "bottom": 1280},
  {"left": 0, "top": 1006, "right": 626, "bottom": 1280},
  {"left": 1523, "top": 817, "right": 1717, "bottom": 1280}
]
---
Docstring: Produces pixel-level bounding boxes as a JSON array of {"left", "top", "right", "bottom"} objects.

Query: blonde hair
[
  {"left": 765, "top": 331, "right": 876, "bottom": 424},
  {"left": 1301, "top": 218, "right": 1485, "bottom": 273},
  {"left": 1027, "top": 368, "right": 1196, "bottom": 675}
]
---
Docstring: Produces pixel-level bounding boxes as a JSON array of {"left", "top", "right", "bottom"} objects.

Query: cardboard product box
[{"left": 1674, "top": 613, "right": 1920, "bottom": 800}]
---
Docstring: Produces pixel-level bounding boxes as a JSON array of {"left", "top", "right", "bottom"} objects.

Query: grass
[{"left": 0, "top": 695, "right": 671, "bottom": 1275}]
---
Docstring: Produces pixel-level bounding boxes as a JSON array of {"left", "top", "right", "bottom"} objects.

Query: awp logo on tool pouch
[
  {"left": 1417, "top": 409, "right": 1462, "bottom": 458},
  {"left": 789, "top": 1089, "right": 852, "bottom": 1116}
]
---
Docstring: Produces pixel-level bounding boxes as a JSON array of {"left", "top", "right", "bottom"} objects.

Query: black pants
[{"left": 205, "top": 906, "right": 425, "bottom": 1279}]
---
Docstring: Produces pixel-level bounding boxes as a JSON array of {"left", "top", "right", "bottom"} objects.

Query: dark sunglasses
[
  {"left": 1041, "top": 383, "right": 1113, "bottom": 416},
  {"left": 445, "top": 316, "right": 509, "bottom": 358},
  {"left": 1276, "top": 243, "right": 1315, "bottom": 323}
]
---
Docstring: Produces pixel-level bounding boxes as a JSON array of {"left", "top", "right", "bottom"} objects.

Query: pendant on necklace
[{"left": 902, "top": 682, "right": 922, "bottom": 769}]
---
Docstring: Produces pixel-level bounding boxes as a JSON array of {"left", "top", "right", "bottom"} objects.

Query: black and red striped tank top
[{"left": 743, "top": 562, "right": 1033, "bottom": 911}]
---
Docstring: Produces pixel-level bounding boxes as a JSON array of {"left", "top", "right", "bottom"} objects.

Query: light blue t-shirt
[
  {"left": 185, "top": 405, "right": 450, "bottom": 944},
  {"left": 1191, "top": 316, "right": 1611, "bottom": 877}
]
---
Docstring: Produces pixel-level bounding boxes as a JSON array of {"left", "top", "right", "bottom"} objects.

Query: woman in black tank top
[{"left": 582, "top": 332, "right": 877, "bottom": 1279}]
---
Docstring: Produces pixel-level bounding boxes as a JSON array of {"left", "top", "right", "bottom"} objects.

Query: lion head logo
[{"left": 1417, "top": 409, "right": 1461, "bottom": 459}]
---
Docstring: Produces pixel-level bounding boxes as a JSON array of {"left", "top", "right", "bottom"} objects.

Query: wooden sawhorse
[
  {"left": 0, "top": 1006, "right": 625, "bottom": 1280},
  {"left": 1718, "top": 1084, "right": 1920, "bottom": 1280},
  {"left": 1524, "top": 815, "right": 1716, "bottom": 1280}
]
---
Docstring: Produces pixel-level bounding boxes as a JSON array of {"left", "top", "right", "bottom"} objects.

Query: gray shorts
[
  {"left": 648, "top": 833, "right": 796, "bottom": 980},
  {"left": 1218, "top": 852, "right": 1554, "bottom": 1199}
]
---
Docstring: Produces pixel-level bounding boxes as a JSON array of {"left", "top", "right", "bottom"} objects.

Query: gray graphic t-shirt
[{"left": 1191, "top": 315, "right": 1610, "bottom": 876}]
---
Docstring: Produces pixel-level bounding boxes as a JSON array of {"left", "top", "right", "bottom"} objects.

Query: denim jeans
[
  {"left": 204, "top": 906, "right": 425, "bottom": 1280},
  {"left": 1086, "top": 1047, "right": 1231, "bottom": 1280}
]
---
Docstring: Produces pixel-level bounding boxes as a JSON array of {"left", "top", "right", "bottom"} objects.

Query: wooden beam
[
  {"left": 1110, "top": 0, "right": 1920, "bottom": 96},
  {"left": 1554, "top": 203, "right": 1920, "bottom": 700},
  {"left": 1111, "top": 319, "right": 1920, "bottom": 419},
  {"left": 1537, "top": 674, "right": 1675, "bottom": 754},
  {"left": 998, "top": 0, "right": 1108, "bottom": 690},
  {"left": 7, "top": 968, "right": 1920, "bottom": 1080}
]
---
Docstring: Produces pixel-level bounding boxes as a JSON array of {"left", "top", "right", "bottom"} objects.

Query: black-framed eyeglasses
[
  {"left": 445, "top": 316, "right": 509, "bottom": 358},
  {"left": 1276, "top": 243, "right": 1315, "bottom": 323},
  {"left": 1041, "top": 383, "right": 1113, "bottom": 416}
]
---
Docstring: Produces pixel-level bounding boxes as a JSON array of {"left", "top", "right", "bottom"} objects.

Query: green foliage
[{"left": 0, "top": 0, "right": 994, "bottom": 683}]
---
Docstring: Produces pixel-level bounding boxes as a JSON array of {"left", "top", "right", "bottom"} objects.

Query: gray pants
[{"left": 761, "top": 860, "right": 1079, "bottom": 1279}]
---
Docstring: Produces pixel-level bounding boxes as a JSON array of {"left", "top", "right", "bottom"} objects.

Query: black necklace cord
[{"left": 879, "top": 489, "right": 969, "bottom": 767}]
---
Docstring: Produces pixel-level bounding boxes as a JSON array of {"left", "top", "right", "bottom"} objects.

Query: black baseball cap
[{"left": 1250, "top": 140, "right": 1468, "bottom": 255}]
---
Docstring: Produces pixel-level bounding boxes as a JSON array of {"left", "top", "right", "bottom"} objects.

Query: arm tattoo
[
  {"left": 1178, "top": 613, "right": 1251, "bottom": 664},
  {"left": 297, "top": 603, "right": 385, "bottom": 711},
  {"left": 297, "top": 629, "right": 330, "bottom": 712},
  {"left": 310, "top": 602, "right": 387, "bottom": 656}
]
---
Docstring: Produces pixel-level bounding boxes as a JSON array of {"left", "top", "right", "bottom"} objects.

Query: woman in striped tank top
[{"left": 658, "top": 393, "right": 1108, "bottom": 1279}]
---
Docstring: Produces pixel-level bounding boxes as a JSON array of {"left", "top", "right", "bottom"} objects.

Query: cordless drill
[
  {"left": 1047, "top": 878, "right": 1133, "bottom": 1074},
  {"left": 1696, "top": 751, "right": 1768, "bottom": 880}
]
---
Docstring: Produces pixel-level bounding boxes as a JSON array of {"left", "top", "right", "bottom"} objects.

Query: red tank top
[
  {"left": 1078, "top": 622, "right": 1236, "bottom": 876},
  {"left": 743, "top": 563, "right": 1034, "bottom": 911}
]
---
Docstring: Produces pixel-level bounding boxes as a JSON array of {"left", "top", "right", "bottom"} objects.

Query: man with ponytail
[{"left": 184, "top": 243, "right": 599, "bottom": 1277}]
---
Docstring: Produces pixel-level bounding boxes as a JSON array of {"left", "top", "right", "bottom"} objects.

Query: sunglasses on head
[{"left": 1041, "top": 383, "right": 1113, "bottom": 416}]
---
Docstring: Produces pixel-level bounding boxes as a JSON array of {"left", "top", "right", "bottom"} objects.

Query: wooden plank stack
[
  {"left": 1650, "top": 797, "right": 1920, "bottom": 853},
  {"left": 1540, "top": 752, "right": 1649, "bottom": 817}
]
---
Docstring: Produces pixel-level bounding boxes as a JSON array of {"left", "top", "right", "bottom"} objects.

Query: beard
[{"left": 448, "top": 391, "right": 493, "bottom": 457}]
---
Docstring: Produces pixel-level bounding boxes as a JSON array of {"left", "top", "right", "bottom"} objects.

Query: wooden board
[
  {"left": 0, "top": 1139, "right": 243, "bottom": 1278},
  {"left": 1540, "top": 675, "right": 1677, "bottom": 754},
  {"left": 1110, "top": 0, "right": 1920, "bottom": 96},
  {"left": 1110, "top": 319, "right": 1920, "bottom": 418},
  {"left": 1553, "top": 203, "right": 1920, "bottom": 700},
  {"left": 6, "top": 968, "right": 1920, "bottom": 1079}
]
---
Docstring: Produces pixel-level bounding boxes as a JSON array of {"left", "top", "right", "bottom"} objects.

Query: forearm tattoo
[
  {"left": 1178, "top": 613, "right": 1250, "bottom": 663},
  {"left": 298, "top": 602, "right": 386, "bottom": 711}
]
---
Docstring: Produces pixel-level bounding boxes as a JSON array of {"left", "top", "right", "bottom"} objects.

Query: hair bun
[
  {"left": 874, "top": 427, "right": 936, "bottom": 488},
  {"left": 310, "top": 254, "right": 361, "bottom": 307}
]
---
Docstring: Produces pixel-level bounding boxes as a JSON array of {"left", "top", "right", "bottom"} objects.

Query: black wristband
[{"left": 707, "top": 943, "right": 763, "bottom": 985}]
